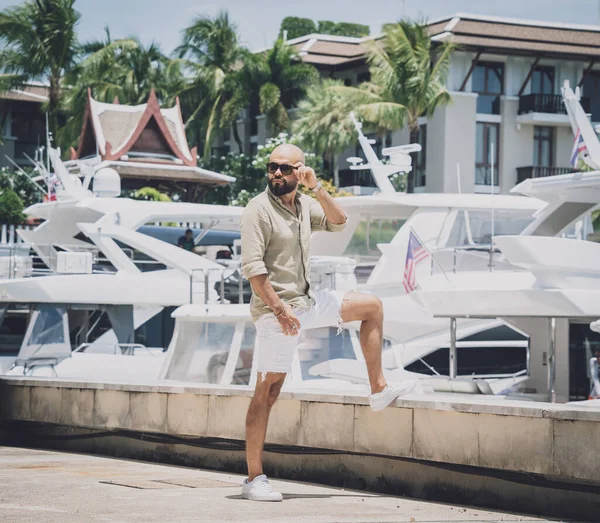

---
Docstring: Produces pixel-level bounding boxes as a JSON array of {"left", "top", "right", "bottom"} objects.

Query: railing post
[
  {"left": 449, "top": 318, "right": 457, "bottom": 379},
  {"left": 220, "top": 270, "right": 225, "bottom": 302},
  {"left": 238, "top": 272, "right": 244, "bottom": 304}
]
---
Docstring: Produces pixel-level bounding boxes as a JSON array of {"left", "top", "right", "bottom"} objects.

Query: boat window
[
  {"left": 29, "top": 305, "right": 65, "bottom": 345},
  {"left": 445, "top": 210, "right": 534, "bottom": 248},
  {"left": 344, "top": 218, "right": 405, "bottom": 261},
  {"left": 299, "top": 327, "right": 356, "bottom": 381},
  {"left": 232, "top": 322, "right": 256, "bottom": 385},
  {"left": 191, "top": 322, "right": 237, "bottom": 383}
]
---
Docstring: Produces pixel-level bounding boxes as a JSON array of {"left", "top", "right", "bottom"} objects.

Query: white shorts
[{"left": 254, "top": 289, "right": 347, "bottom": 374}]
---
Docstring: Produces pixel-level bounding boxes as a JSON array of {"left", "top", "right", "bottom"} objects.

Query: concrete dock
[
  {"left": 0, "top": 446, "right": 556, "bottom": 523},
  {"left": 2, "top": 377, "right": 600, "bottom": 520}
]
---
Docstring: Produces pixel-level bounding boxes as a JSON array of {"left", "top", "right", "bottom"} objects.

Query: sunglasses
[{"left": 267, "top": 162, "right": 297, "bottom": 176}]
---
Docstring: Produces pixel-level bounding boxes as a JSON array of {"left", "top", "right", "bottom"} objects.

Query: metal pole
[
  {"left": 219, "top": 271, "right": 225, "bottom": 302},
  {"left": 489, "top": 141, "right": 495, "bottom": 272},
  {"left": 204, "top": 269, "right": 210, "bottom": 304},
  {"left": 189, "top": 272, "right": 193, "bottom": 304},
  {"left": 449, "top": 317, "right": 457, "bottom": 379},
  {"left": 238, "top": 272, "right": 244, "bottom": 304},
  {"left": 548, "top": 317, "right": 556, "bottom": 403}
]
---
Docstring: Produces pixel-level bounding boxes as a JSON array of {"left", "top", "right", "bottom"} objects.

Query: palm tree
[
  {"left": 0, "top": 0, "right": 81, "bottom": 139},
  {"left": 293, "top": 79, "right": 358, "bottom": 187},
  {"left": 59, "top": 32, "right": 183, "bottom": 149},
  {"left": 175, "top": 11, "right": 246, "bottom": 158},
  {"left": 335, "top": 20, "right": 454, "bottom": 192},
  {"left": 252, "top": 38, "right": 319, "bottom": 135}
]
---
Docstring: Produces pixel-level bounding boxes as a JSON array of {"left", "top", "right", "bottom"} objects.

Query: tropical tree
[
  {"left": 334, "top": 20, "right": 454, "bottom": 192},
  {"left": 293, "top": 79, "right": 358, "bottom": 187},
  {"left": 0, "top": 0, "right": 81, "bottom": 139},
  {"left": 175, "top": 11, "right": 247, "bottom": 158},
  {"left": 252, "top": 38, "right": 319, "bottom": 136},
  {"left": 59, "top": 31, "right": 183, "bottom": 149}
]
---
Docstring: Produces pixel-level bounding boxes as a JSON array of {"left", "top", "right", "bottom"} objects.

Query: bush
[
  {"left": 0, "top": 188, "right": 25, "bottom": 225},
  {"left": 317, "top": 21, "right": 370, "bottom": 37},
  {"left": 0, "top": 166, "right": 43, "bottom": 209},
  {"left": 279, "top": 17, "right": 317, "bottom": 40}
]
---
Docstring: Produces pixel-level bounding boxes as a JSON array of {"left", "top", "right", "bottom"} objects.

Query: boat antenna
[
  {"left": 4, "top": 155, "right": 47, "bottom": 194},
  {"left": 489, "top": 141, "right": 495, "bottom": 271}
]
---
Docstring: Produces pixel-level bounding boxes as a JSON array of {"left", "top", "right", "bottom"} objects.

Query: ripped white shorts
[{"left": 254, "top": 289, "right": 347, "bottom": 374}]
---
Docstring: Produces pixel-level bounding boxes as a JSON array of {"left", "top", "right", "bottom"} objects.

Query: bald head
[{"left": 270, "top": 143, "right": 305, "bottom": 164}]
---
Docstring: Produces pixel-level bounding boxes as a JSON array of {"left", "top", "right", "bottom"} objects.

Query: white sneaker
[
  {"left": 369, "top": 381, "right": 422, "bottom": 412},
  {"left": 241, "top": 474, "right": 283, "bottom": 502}
]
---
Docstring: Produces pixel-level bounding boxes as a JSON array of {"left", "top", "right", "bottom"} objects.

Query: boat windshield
[
  {"left": 343, "top": 218, "right": 405, "bottom": 262},
  {"left": 445, "top": 209, "right": 535, "bottom": 248}
]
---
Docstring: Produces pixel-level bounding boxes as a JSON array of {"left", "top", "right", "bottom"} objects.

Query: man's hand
[
  {"left": 294, "top": 162, "right": 318, "bottom": 190},
  {"left": 275, "top": 303, "right": 301, "bottom": 336}
]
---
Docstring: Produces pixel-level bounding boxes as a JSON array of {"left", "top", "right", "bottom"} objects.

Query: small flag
[
  {"left": 571, "top": 128, "right": 588, "bottom": 167},
  {"left": 403, "top": 230, "right": 429, "bottom": 293}
]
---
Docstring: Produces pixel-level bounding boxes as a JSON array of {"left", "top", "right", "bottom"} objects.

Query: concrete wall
[
  {"left": 1, "top": 378, "right": 599, "bottom": 519},
  {"left": 427, "top": 91, "right": 478, "bottom": 194},
  {"left": 500, "top": 97, "right": 533, "bottom": 193}
]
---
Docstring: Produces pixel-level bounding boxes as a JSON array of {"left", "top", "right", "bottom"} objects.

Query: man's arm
[
  {"left": 294, "top": 162, "right": 347, "bottom": 231},
  {"left": 247, "top": 274, "right": 299, "bottom": 336}
]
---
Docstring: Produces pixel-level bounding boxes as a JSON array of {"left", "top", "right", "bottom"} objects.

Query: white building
[{"left": 223, "top": 13, "right": 600, "bottom": 194}]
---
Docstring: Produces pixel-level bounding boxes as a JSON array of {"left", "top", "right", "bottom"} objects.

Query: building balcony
[
  {"left": 516, "top": 165, "right": 574, "bottom": 184},
  {"left": 518, "top": 93, "right": 590, "bottom": 115}
]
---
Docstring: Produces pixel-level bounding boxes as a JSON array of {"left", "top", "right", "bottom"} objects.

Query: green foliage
[
  {"left": 333, "top": 20, "right": 454, "bottom": 192},
  {"left": 293, "top": 79, "right": 358, "bottom": 182},
  {"left": 130, "top": 187, "right": 172, "bottom": 202},
  {"left": 316, "top": 20, "right": 336, "bottom": 35},
  {"left": 0, "top": 187, "right": 25, "bottom": 224},
  {"left": 0, "top": 166, "right": 43, "bottom": 208},
  {"left": 176, "top": 11, "right": 248, "bottom": 158},
  {"left": 0, "top": 0, "right": 81, "bottom": 137},
  {"left": 317, "top": 21, "right": 370, "bottom": 37},
  {"left": 279, "top": 17, "right": 317, "bottom": 39}
]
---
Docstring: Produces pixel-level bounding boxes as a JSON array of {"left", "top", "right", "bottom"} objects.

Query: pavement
[{"left": 0, "top": 446, "right": 561, "bottom": 523}]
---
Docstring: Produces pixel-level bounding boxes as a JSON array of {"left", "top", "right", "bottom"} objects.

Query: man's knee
[
  {"left": 342, "top": 292, "right": 383, "bottom": 322},
  {"left": 252, "top": 372, "right": 286, "bottom": 405}
]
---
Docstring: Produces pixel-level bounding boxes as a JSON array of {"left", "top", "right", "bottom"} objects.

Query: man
[
  {"left": 590, "top": 350, "right": 600, "bottom": 399},
  {"left": 177, "top": 228, "right": 194, "bottom": 251},
  {"left": 239, "top": 144, "right": 420, "bottom": 502}
]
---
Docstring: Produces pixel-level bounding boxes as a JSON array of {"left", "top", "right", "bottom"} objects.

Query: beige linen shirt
[{"left": 241, "top": 188, "right": 347, "bottom": 322}]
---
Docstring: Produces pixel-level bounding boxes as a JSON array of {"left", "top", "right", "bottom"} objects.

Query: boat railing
[
  {"left": 73, "top": 342, "right": 162, "bottom": 356},
  {"left": 430, "top": 244, "right": 505, "bottom": 275},
  {"left": 189, "top": 267, "right": 248, "bottom": 305}
]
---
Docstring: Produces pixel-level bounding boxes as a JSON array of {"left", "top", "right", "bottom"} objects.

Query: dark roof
[
  {"left": 429, "top": 15, "right": 600, "bottom": 59},
  {"left": 286, "top": 14, "right": 600, "bottom": 69}
]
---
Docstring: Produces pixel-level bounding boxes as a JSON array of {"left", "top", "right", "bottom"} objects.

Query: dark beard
[{"left": 268, "top": 177, "right": 297, "bottom": 196}]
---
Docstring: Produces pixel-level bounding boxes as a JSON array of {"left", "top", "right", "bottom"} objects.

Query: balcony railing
[
  {"left": 518, "top": 93, "right": 591, "bottom": 115},
  {"left": 516, "top": 165, "right": 574, "bottom": 184}
]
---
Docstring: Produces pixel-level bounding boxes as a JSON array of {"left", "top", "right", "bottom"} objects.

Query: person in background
[
  {"left": 590, "top": 350, "right": 600, "bottom": 399},
  {"left": 177, "top": 229, "right": 194, "bottom": 251}
]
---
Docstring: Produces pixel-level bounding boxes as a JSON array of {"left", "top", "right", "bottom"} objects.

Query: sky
[{"left": 1, "top": 0, "right": 600, "bottom": 53}]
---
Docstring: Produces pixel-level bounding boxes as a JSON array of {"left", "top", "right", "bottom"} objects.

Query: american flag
[
  {"left": 403, "top": 231, "right": 429, "bottom": 293},
  {"left": 571, "top": 128, "right": 588, "bottom": 167}
]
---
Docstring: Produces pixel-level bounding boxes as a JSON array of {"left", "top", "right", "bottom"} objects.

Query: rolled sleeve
[
  {"left": 309, "top": 197, "right": 347, "bottom": 232},
  {"left": 240, "top": 202, "right": 271, "bottom": 279}
]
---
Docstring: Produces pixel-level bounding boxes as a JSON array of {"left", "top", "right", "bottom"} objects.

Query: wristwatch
[{"left": 310, "top": 181, "right": 322, "bottom": 193}]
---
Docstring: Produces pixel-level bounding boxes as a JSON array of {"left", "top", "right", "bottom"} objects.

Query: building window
[
  {"left": 413, "top": 125, "right": 426, "bottom": 187},
  {"left": 531, "top": 66, "right": 554, "bottom": 95},
  {"left": 533, "top": 126, "right": 553, "bottom": 167},
  {"left": 583, "top": 71, "right": 600, "bottom": 122},
  {"left": 475, "top": 122, "right": 499, "bottom": 186},
  {"left": 472, "top": 62, "right": 504, "bottom": 114}
]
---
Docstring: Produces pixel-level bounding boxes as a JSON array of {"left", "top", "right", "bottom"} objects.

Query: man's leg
[
  {"left": 246, "top": 371, "right": 286, "bottom": 481},
  {"left": 340, "top": 292, "right": 387, "bottom": 395}
]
